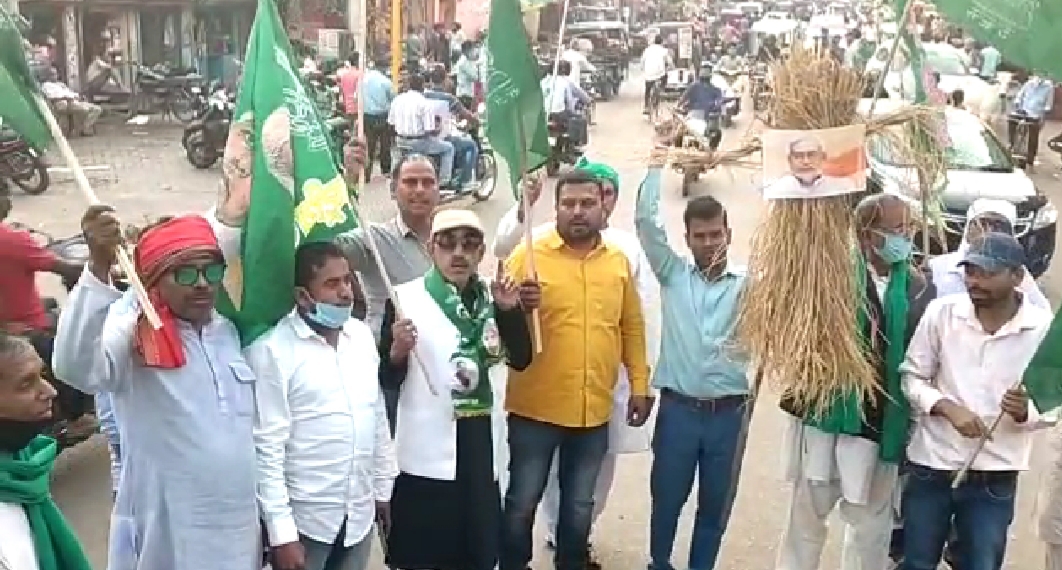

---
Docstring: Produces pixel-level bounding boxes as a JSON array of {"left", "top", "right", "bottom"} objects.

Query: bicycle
[{"left": 647, "top": 79, "right": 663, "bottom": 123}]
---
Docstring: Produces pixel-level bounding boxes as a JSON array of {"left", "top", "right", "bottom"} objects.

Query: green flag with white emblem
[
  {"left": 215, "top": 0, "right": 358, "bottom": 345},
  {"left": 0, "top": 4, "right": 51, "bottom": 151}
]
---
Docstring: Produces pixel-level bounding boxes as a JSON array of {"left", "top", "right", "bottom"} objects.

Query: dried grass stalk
[{"left": 733, "top": 47, "right": 880, "bottom": 416}]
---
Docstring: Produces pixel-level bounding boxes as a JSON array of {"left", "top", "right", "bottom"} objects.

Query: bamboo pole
[
  {"left": 513, "top": 118, "right": 543, "bottom": 354},
  {"left": 951, "top": 378, "right": 1024, "bottom": 488},
  {"left": 390, "top": 0, "right": 402, "bottom": 84},
  {"left": 33, "top": 95, "right": 162, "bottom": 330}
]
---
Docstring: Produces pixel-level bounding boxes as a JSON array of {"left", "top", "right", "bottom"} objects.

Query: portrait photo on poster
[{"left": 761, "top": 124, "right": 867, "bottom": 200}]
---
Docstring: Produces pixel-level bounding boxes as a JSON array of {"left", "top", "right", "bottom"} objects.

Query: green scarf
[
  {"left": 575, "top": 156, "right": 620, "bottom": 194},
  {"left": 0, "top": 436, "right": 93, "bottom": 570},
  {"left": 423, "top": 267, "right": 505, "bottom": 417},
  {"left": 804, "top": 256, "right": 911, "bottom": 463}
]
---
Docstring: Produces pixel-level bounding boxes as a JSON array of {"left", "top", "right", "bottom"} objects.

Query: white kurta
[
  {"left": 0, "top": 503, "right": 38, "bottom": 570},
  {"left": 52, "top": 268, "right": 261, "bottom": 570}
]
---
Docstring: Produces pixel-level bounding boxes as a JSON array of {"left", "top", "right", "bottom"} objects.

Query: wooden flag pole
[
  {"left": 513, "top": 117, "right": 543, "bottom": 354},
  {"left": 32, "top": 95, "right": 162, "bottom": 330}
]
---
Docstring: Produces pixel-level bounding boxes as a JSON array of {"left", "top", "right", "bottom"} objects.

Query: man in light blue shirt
[
  {"left": 635, "top": 150, "right": 749, "bottom": 570},
  {"left": 360, "top": 60, "right": 396, "bottom": 180},
  {"left": 1010, "top": 73, "right": 1054, "bottom": 166},
  {"left": 453, "top": 41, "right": 480, "bottom": 106},
  {"left": 978, "top": 44, "right": 1000, "bottom": 81}
]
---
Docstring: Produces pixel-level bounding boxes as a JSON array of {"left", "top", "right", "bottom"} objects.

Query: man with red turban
[{"left": 53, "top": 206, "right": 261, "bottom": 570}]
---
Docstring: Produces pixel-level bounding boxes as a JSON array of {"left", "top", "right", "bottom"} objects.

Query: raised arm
[
  {"left": 635, "top": 164, "right": 684, "bottom": 284},
  {"left": 492, "top": 204, "right": 525, "bottom": 259},
  {"left": 334, "top": 227, "right": 373, "bottom": 273},
  {"left": 52, "top": 266, "right": 129, "bottom": 395}
]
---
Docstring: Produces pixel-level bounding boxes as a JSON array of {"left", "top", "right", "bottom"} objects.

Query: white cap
[
  {"left": 431, "top": 209, "right": 485, "bottom": 236},
  {"left": 966, "top": 199, "right": 1017, "bottom": 226}
]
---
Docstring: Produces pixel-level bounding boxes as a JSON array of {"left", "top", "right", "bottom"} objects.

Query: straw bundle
[{"left": 728, "top": 47, "right": 945, "bottom": 417}]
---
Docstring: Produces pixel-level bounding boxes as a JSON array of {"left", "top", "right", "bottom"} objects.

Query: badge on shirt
[
  {"left": 451, "top": 355, "right": 479, "bottom": 393},
  {"left": 482, "top": 318, "right": 502, "bottom": 358}
]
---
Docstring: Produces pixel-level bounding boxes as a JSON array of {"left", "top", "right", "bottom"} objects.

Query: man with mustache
[
  {"left": 491, "top": 159, "right": 659, "bottom": 568},
  {"left": 900, "top": 232, "right": 1053, "bottom": 570},
  {"left": 500, "top": 170, "right": 653, "bottom": 570},
  {"left": 53, "top": 207, "right": 261, "bottom": 570},
  {"left": 248, "top": 241, "right": 398, "bottom": 570},
  {"left": 378, "top": 209, "right": 533, "bottom": 570},
  {"left": 636, "top": 147, "right": 750, "bottom": 570},
  {"left": 0, "top": 331, "right": 93, "bottom": 570}
]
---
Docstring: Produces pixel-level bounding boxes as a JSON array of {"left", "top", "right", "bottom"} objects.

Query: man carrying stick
[
  {"left": 776, "top": 194, "right": 935, "bottom": 570},
  {"left": 900, "top": 232, "right": 1052, "bottom": 570}
]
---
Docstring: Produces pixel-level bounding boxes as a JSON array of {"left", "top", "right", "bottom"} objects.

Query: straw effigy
[{"left": 675, "top": 46, "right": 948, "bottom": 417}]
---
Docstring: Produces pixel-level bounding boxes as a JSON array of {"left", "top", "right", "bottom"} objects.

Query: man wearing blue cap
[{"left": 899, "top": 232, "right": 1053, "bottom": 570}]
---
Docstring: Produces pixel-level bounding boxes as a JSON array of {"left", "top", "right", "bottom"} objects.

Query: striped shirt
[{"left": 387, "top": 90, "right": 436, "bottom": 137}]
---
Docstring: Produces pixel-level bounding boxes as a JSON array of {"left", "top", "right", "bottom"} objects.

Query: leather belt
[{"left": 661, "top": 388, "right": 747, "bottom": 412}]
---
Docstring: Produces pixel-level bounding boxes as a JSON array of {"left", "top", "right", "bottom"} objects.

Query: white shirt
[
  {"left": 561, "top": 48, "right": 596, "bottom": 80},
  {"left": 388, "top": 90, "right": 436, "bottom": 137},
  {"left": 41, "top": 81, "right": 77, "bottom": 100},
  {"left": 641, "top": 44, "right": 672, "bottom": 81},
  {"left": 0, "top": 503, "right": 38, "bottom": 570},
  {"left": 928, "top": 251, "right": 1051, "bottom": 311},
  {"left": 540, "top": 75, "right": 579, "bottom": 114},
  {"left": 901, "top": 294, "right": 1054, "bottom": 472},
  {"left": 248, "top": 311, "right": 398, "bottom": 547}
]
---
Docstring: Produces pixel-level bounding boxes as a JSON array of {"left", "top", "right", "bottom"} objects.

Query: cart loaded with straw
[{"left": 665, "top": 47, "right": 950, "bottom": 479}]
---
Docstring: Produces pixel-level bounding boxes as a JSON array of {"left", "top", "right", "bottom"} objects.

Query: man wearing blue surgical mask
[
  {"left": 246, "top": 240, "right": 398, "bottom": 570},
  {"left": 779, "top": 193, "right": 937, "bottom": 570}
]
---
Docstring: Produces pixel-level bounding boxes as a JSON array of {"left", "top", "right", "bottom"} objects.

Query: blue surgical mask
[
  {"left": 873, "top": 231, "right": 913, "bottom": 264},
  {"left": 304, "top": 301, "right": 352, "bottom": 329}
]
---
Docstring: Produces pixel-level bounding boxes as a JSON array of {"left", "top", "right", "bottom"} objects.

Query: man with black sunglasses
[{"left": 53, "top": 207, "right": 262, "bottom": 570}]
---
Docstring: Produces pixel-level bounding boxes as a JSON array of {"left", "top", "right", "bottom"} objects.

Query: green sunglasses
[{"left": 172, "top": 262, "right": 227, "bottom": 287}]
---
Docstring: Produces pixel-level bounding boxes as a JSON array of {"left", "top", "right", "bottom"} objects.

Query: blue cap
[{"left": 959, "top": 232, "right": 1025, "bottom": 272}]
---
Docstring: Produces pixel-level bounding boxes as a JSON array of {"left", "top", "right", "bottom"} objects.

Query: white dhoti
[
  {"left": 776, "top": 416, "right": 898, "bottom": 570},
  {"left": 1037, "top": 423, "right": 1062, "bottom": 569}
]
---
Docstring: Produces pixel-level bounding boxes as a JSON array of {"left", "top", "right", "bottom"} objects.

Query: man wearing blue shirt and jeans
[
  {"left": 360, "top": 59, "right": 396, "bottom": 180},
  {"left": 636, "top": 147, "right": 749, "bottom": 570},
  {"left": 1009, "top": 73, "right": 1054, "bottom": 168}
]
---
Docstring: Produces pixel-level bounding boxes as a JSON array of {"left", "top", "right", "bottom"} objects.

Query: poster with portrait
[{"left": 761, "top": 124, "right": 868, "bottom": 200}]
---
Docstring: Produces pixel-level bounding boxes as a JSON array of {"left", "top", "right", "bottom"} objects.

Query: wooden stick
[
  {"left": 513, "top": 119, "right": 543, "bottom": 354},
  {"left": 33, "top": 95, "right": 162, "bottom": 330},
  {"left": 951, "top": 378, "right": 1023, "bottom": 488}
]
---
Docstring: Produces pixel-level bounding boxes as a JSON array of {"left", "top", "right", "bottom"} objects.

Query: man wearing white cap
[
  {"left": 378, "top": 209, "right": 534, "bottom": 570},
  {"left": 928, "top": 199, "right": 1049, "bottom": 309}
]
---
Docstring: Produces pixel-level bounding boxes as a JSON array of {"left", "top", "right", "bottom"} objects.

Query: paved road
[{"left": 9, "top": 74, "right": 1062, "bottom": 570}]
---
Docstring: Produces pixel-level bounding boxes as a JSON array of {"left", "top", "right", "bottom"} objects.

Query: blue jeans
[
  {"left": 649, "top": 391, "right": 746, "bottom": 570},
  {"left": 447, "top": 134, "right": 477, "bottom": 184},
  {"left": 501, "top": 415, "right": 609, "bottom": 570},
  {"left": 396, "top": 136, "right": 455, "bottom": 183},
  {"left": 901, "top": 463, "right": 1017, "bottom": 570},
  {"left": 300, "top": 524, "right": 374, "bottom": 570}
]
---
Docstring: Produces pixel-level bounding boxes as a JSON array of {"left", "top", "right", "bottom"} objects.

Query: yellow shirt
[{"left": 504, "top": 229, "right": 650, "bottom": 428}]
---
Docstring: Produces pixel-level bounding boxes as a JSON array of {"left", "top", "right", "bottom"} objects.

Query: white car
[{"left": 861, "top": 100, "right": 1057, "bottom": 276}]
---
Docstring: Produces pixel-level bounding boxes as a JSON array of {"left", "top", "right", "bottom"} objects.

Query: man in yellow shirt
[{"left": 500, "top": 169, "right": 653, "bottom": 570}]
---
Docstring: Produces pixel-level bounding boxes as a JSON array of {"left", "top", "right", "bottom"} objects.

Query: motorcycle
[
  {"left": 750, "top": 62, "right": 770, "bottom": 112},
  {"left": 454, "top": 102, "right": 498, "bottom": 202},
  {"left": 182, "top": 87, "right": 236, "bottom": 169},
  {"left": 0, "top": 130, "right": 50, "bottom": 195},
  {"left": 545, "top": 111, "right": 586, "bottom": 176},
  {"left": 129, "top": 63, "right": 203, "bottom": 123}
]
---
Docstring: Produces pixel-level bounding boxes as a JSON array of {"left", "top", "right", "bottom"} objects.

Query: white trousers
[
  {"left": 540, "top": 451, "right": 618, "bottom": 543},
  {"left": 776, "top": 461, "right": 898, "bottom": 570}
]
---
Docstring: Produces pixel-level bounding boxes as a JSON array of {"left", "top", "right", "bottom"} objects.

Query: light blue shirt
[
  {"left": 1016, "top": 77, "right": 1055, "bottom": 119},
  {"left": 979, "top": 46, "right": 1001, "bottom": 78},
  {"left": 361, "top": 69, "right": 395, "bottom": 116},
  {"left": 635, "top": 168, "right": 750, "bottom": 398},
  {"left": 454, "top": 55, "right": 479, "bottom": 98}
]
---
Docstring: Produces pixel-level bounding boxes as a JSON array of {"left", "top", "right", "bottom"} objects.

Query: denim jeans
[
  {"left": 396, "top": 136, "right": 455, "bottom": 183},
  {"left": 501, "top": 414, "right": 609, "bottom": 570},
  {"left": 300, "top": 525, "right": 374, "bottom": 570},
  {"left": 900, "top": 463, "right": 1017, "bottom": 570},
  {"left": 447, "top": 134, "right": 478, "bottom": 184},
  {"left": 649, "top": 391, "right": 746, "bottom": 570}
]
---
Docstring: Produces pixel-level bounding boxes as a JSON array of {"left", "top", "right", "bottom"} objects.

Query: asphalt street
[{"left": 8, "top": 70, "right": 1062, "bottom": 570}]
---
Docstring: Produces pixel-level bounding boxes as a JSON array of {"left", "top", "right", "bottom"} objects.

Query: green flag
[
  {"left": 931, "top": 0, "right": 1062, "bottom": 81},
  {"left": 0, "top": 4, "right": 51, "bottom": 151},
  {"left": 1023, "top": 314, "right": 1062, "bottom": 413},
  {"left": 217, "top": 0, "right": 358, "bottom": 345},
  {"left": 485, "top": 0, "right": 551, "bottom": 193}
]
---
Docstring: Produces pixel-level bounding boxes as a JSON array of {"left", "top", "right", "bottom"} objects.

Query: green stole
[
  {"left": 803, "top": 256, "right": 911, "bottom": 463},
  {"left": 423, "top": 267, "right": 504, "bottom": 417},
  {"left": 0, "top": 436, "right": 93, "bottom": 570}
]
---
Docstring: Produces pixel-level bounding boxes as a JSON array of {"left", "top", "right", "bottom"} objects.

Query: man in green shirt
[{"left": 979, "top": 44, "right": 1001, "bottom": 81}]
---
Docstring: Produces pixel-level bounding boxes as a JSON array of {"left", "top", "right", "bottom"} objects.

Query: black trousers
[
  {"left": 363, "top": 113, "right": 393, "bottom": 178},
  {"left": 1007, "top": 116, "right": 1043, "bottom": 164}
]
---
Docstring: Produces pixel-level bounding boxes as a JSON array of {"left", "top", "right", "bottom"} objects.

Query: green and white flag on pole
[
  {"left": 0, "top": 4, "right": 51, "bottom": 151},
  {"left": 485, "top": 0, "right": 551, "bottom": 194},
  {"left": 216, "top": 0, "right": 358, "bottom": 345},
  {"left": 931, "top": 0, "right": 1062, "bottom": 80}
]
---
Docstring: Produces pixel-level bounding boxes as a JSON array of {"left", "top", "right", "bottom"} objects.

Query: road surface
[{"left": 8, "top": 71, "right": 1062, "bottom": 570}]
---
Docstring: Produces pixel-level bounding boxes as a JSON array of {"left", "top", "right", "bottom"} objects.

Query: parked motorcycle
[
  {"left": 129, "top": 63, "right": 203, "bottom": 123},
  {"left": 182, "top": 87, "right": 236, "bottom": 169},
  {"left": 0, "top": 130, "right": 49, "bottom": 195},
  {"left": 455, "top": 103, "right": 498, "bottom": 202}
]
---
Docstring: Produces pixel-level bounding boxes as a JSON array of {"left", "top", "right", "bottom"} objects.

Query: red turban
[{"left": 133, "top": 215, "right": 221, "bottom": 369}]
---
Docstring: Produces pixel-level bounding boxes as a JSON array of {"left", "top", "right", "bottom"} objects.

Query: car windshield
[
  {"left": 868, "top": 113, "right": 1014, "bottom": 172},
  {"left": 924, "top": 47, "right": 967, "bottom": 76}
]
